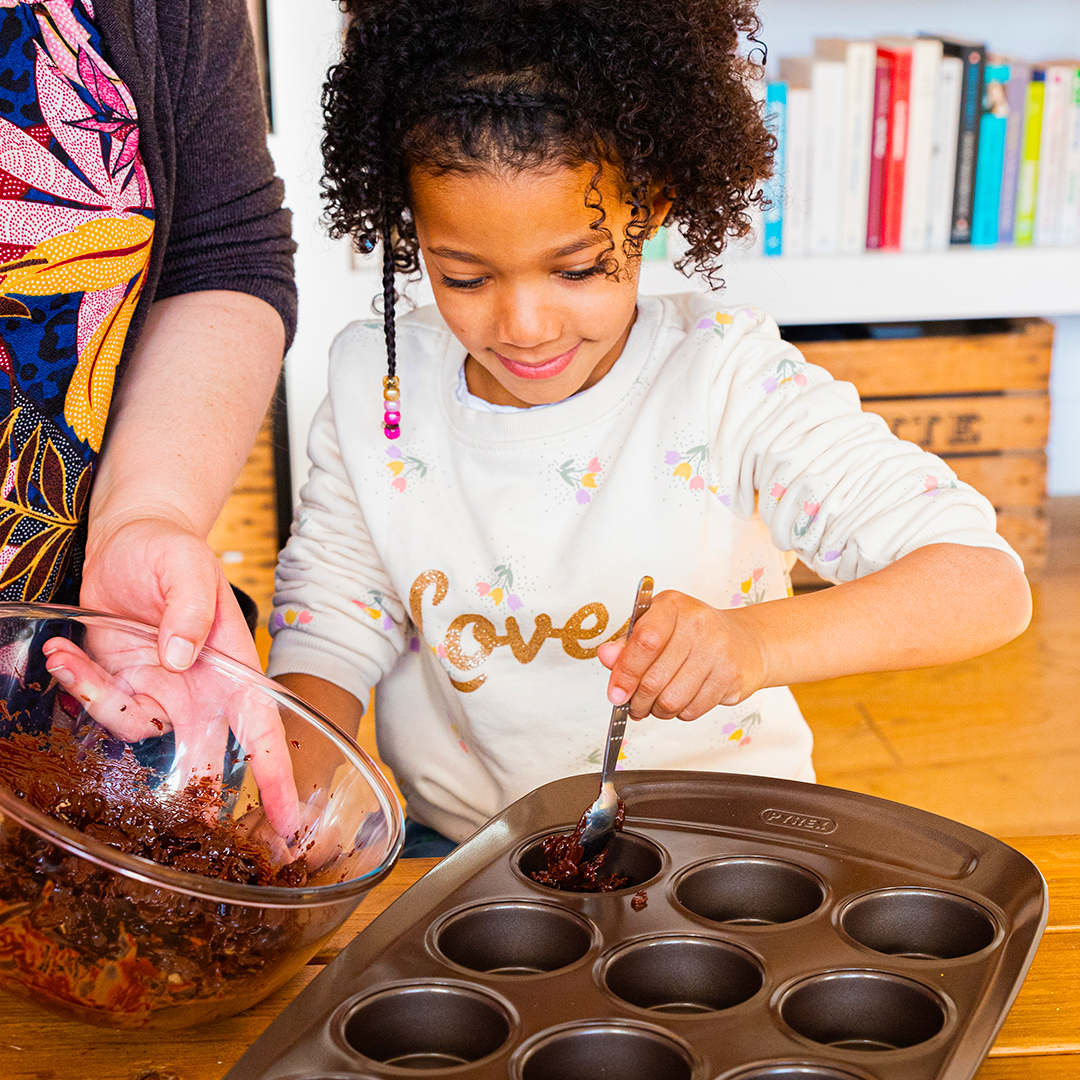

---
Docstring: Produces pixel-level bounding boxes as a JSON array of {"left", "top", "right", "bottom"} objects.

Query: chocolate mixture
[
  {"left": 529, "top": 799, "right": 628, "bottom": 892},
  {"left": 0, "top": 724, "right": 312, "bottom": 1022}
]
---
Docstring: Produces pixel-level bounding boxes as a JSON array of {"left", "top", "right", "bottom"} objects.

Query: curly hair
[{"left": 321, "top": 0, "right": 773, "bottom": 415}]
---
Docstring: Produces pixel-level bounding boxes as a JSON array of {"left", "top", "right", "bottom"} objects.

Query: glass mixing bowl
[{"left": 0, "top": 603, "right": 404, "bottom": 1028}]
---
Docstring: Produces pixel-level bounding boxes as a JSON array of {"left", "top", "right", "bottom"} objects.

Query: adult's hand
[
  {"left": 45, "top": 511, "right": 302, "bottom": 838},
  {"left": 79, "top": 509, "right": 258, "bottom": 672}
]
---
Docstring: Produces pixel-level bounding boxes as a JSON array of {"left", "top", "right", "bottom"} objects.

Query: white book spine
[
  {"left": 838, "top": 41, "right": 876, "bottom": 253},
  {"left": 901, "top": 38, "right": 944, "bottom": 252},
  {"left": 744, "top": 72, "right": 767, "bottom": 256},
  {"left": 1059, "top": 68, "right": 1080, "bottom": 247},
  {"left": 808, "top": 59, "right": 846, "bottom": 254},
  {"left": 926, "top": 56, "right": 964, "bottom": 250},
  {"left": 783, "top": 86, "right": 812, "bottom": 257},
  {"left": 1034, "top": 64, "right": 1073, "bottom": 245}
]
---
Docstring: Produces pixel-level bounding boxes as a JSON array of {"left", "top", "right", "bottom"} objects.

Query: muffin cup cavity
[
  {"left": 602, "top": 935, "right": 763, "bottom": 1014},
  {"left": 341, "top": 984, "right": 513, "bottom": 1068},
  {"left": 516, "top": 1022, "right": 695, "bottom": 1080},
  {"left": 517, "top": 830, "right": 663, "bottom": 892},
  {"left": 433, "top": 902, "right": 595, "bottom": 975},
  {"left": 779, "top": 971, "right": 948, "bottom": 1051},
  {"left": 675, "top": 858, "right": 826, "bottom": 926},
  {"left": 723, "top": 1067, "right": 870, "bottom": 1080},
  {"left": 840, "top": 889, "right": 998, "bottom": 959}
]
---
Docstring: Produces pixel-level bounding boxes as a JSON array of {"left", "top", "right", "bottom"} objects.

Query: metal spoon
[{"left": 577, "top": 575, "right": 654, "bottom": 861}]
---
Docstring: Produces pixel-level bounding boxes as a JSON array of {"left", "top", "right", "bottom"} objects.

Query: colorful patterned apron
[{"left": 0, "top": 0, "right": 155, "bottom": 603}]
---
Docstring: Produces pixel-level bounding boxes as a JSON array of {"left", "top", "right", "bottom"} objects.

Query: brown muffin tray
[{"left": 225, "top": 771, "right": 1047, "bottom": 1080}]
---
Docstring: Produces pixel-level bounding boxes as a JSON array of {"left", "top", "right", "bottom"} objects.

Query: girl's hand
[{"left": 596, "top": 590, "right": 767, "bottom": 721}]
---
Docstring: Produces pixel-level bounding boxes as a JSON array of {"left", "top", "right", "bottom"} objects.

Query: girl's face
[{"left": 411, "top": 162, "right": 671, "bottom": 407}]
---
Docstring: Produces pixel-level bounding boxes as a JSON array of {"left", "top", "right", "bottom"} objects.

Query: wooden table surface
[{"left": 3, "top": 836, "right": 1078, "bottom": 1080}]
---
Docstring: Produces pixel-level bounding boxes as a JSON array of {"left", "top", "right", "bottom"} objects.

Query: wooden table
[{"left": 3, "top": 837, "right": 1079, "bottom": 1079}]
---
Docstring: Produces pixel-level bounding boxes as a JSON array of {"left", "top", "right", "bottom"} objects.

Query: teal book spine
[
  {"left": 763, "top": 81, "right": 787, "bottom": 255},
  {"left": 971, "top": 63, "right": 1010, "bottom": 246}
]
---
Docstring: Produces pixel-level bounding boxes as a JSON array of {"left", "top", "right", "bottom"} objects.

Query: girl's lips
[{"left": 495, "top": 344, "right": 579, "bottom": 380}]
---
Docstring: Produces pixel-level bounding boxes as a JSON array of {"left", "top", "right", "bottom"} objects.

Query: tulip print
[
  {"left": 384, "top": 446, "right": 427, "bottom": 491},
  {"left": 730, "top": 567, "right": 766, "bottom": 607},
  {"left": 666, "top": 445, "right": 709, "bottom": 490},
  {"left": 761, "top": 356, "right": 810, "bottom": 396},
  {"left": 721, "top": 710, "right": 761, "bottom": 748},
  {"left": 558, "top": 455, "right": 603, "bottom": 502},
  {"left": 793, "top": 500, "right": 820, "bottom": 539},
  {"left": 270, "top": 607, "right": 314, "bottom": 631},
  {"left": 352, "top": 590, "right": 395, "bottom": 631},
  {"left": 477, "top": 564, "right": 522, "bottom": 609}
]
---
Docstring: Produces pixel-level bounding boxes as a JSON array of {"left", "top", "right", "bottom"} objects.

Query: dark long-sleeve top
[{"left": 97, "top": 0, "right": 298, "bottom": 362}]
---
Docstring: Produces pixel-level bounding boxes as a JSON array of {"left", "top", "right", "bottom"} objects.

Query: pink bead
[
  {"left": 383, "top": 398, "right": 402, "bottom": 412},
  {"left": 383, "top": 410, "right": 401, "bottom": 425},
  {"left": 384, "top": 425, "right": 400, "bottom": 440}
]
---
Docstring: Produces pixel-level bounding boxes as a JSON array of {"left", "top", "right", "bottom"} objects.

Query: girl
[{"left": 268, "top": 0, "right": 1031, "bottom": 852}]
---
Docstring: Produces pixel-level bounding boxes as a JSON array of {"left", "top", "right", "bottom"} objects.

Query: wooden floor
[{"left": 796, "top": 495, "right": 1080, "bottom": 837}]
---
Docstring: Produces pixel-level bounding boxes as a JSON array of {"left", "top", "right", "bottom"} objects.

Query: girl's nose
[{"left": 494, "top": 286, "right": 560, "bottom": 349}]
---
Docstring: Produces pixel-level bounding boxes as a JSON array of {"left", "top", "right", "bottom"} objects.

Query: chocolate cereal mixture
[
  {"left": 529, "top": 799, "right": 628, "bottom": 892},
  {"left": 0, "top": 722, "right": 309, "bottom": 1024}
]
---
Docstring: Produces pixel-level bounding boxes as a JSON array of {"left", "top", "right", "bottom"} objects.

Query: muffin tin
[{"left": 225, "top": 770, "right": 1047, "bottom": 1080}]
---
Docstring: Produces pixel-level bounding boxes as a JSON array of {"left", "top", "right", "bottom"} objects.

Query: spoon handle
[{"left": 599, "top": 576, "right": 654, "bottom": 783}]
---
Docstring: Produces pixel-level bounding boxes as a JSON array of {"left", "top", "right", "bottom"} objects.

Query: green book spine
[{"left": 1014, "top": 71, "right": 1045, "bottom": 245}]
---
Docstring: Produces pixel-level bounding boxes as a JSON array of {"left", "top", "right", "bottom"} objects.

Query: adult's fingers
[
  {"left": 41, "top": 637, "right": 174, "bottom": 742},
  {"left": 229, "top": 683, "right": 302, "bottom": 839},
  {"left": 155, "top": 541, "right": 222, "bottom": 672}
]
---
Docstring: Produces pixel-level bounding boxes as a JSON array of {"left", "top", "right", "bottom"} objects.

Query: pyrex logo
[{"left": 760, "top": 808, "right": 838, "bottom": 834}]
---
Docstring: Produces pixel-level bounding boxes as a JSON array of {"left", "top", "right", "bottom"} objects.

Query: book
[
  {"left": 763, "top": 81, "right": 787, "bottom": 256},
  {"left": 971, "top": 61, "right": 1011, "bottom": 246},
  {"left": 1034, "top": 62, "right": 1078, "bottom": 245},
  {"left": 815, "top": 38, "right": 876, "bottom": 254},
  {"left": 926, "top": 54, "right": 964, "bottom": 249},
  {"left": 931, "top": 37, "right": 987, "bottom": 244},
  {"left": 1061, "top": 66, "right": 1080, "bottom": 247},
  {"left": 998, "top": 60, "right": 1032, "bottom": 244},
  {"left": 808, "top": 56, "right": 847, "bottom": 254},
  {"left": 779, "top": 58, "right": 812, "bottom": 258},
  {"left": 865, "top": 50, "right": 893, "bottom": 249},
  {"left": 875, "top": 39, "right": 914, "bottom": 250},
  {"left": 1014, "top": 68, "right": 1045, "bottom": 245},
  {"left": 899, "top": 37, "right": 944, "bottom": 252}
]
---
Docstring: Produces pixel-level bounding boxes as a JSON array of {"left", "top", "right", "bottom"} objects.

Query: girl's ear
[{"left": 648, "top": 184, "right": 676, "bottom": 232}]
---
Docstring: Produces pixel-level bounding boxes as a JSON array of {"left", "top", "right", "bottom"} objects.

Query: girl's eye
[
  {"left": 440, "top": 274, "right": 486, "bottom": 290},
  {"left": 559, "top": 265, "right": 604, "bottom": 282}
]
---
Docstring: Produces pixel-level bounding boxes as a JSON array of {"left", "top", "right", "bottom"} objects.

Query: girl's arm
[
  {"left": 275, "top": 672, "right": 366, "bottom": 740},
  {"left": 599, "top": 543, "right": 1031, "bottom": 720}
]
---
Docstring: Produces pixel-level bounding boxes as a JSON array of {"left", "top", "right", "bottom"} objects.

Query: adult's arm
[{"left": 81, "top": 289, "right": 284, "bottom": 669}]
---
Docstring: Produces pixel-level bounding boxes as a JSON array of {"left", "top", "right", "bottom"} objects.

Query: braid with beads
[{"left": 380, "top": 206, "right": 400, "bottom": 439}]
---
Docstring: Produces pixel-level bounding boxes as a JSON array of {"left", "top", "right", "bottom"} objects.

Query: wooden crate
[{"left": 790, "top": 317, "right": 1053, "bottom": 584}]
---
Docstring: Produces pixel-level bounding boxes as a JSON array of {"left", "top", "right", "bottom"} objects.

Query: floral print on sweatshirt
[{"left": 558, "top": 455, "right": 602, "bottom": 503}]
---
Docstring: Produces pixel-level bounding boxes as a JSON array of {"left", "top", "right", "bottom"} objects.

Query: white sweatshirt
[{"left": 269, "top": 294, "right": 1018, "bottom": 842}]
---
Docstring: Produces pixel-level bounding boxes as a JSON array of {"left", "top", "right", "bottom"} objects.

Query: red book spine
[
  {"left": 866, "top": 53, "right": 893, "bottom": 249},
  {"left": 880, "top": 46, "right": 912, "bottom": 250}
]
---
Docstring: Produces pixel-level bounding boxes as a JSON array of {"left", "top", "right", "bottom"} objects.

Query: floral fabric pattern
[
  {"left": 557, "top": 455, "right": 602, "bottom": 504},
  {"left": 0, "top": 0, "right": 155, "bottom": 601},
  {"left": 384, "top": 445, "right": 427, "bottom": 492}
]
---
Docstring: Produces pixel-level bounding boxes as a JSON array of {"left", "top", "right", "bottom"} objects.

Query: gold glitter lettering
[
  {"left": 558, "top": 602, "right": 610, "bottom": 659},
  {"left": 444, "top": 613, "right": 497, "bottom": 670}
]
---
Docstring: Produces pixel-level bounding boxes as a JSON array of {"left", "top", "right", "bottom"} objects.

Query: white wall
[{"left": 266, "top": 0, "right": 1080, "bottom": 501}]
